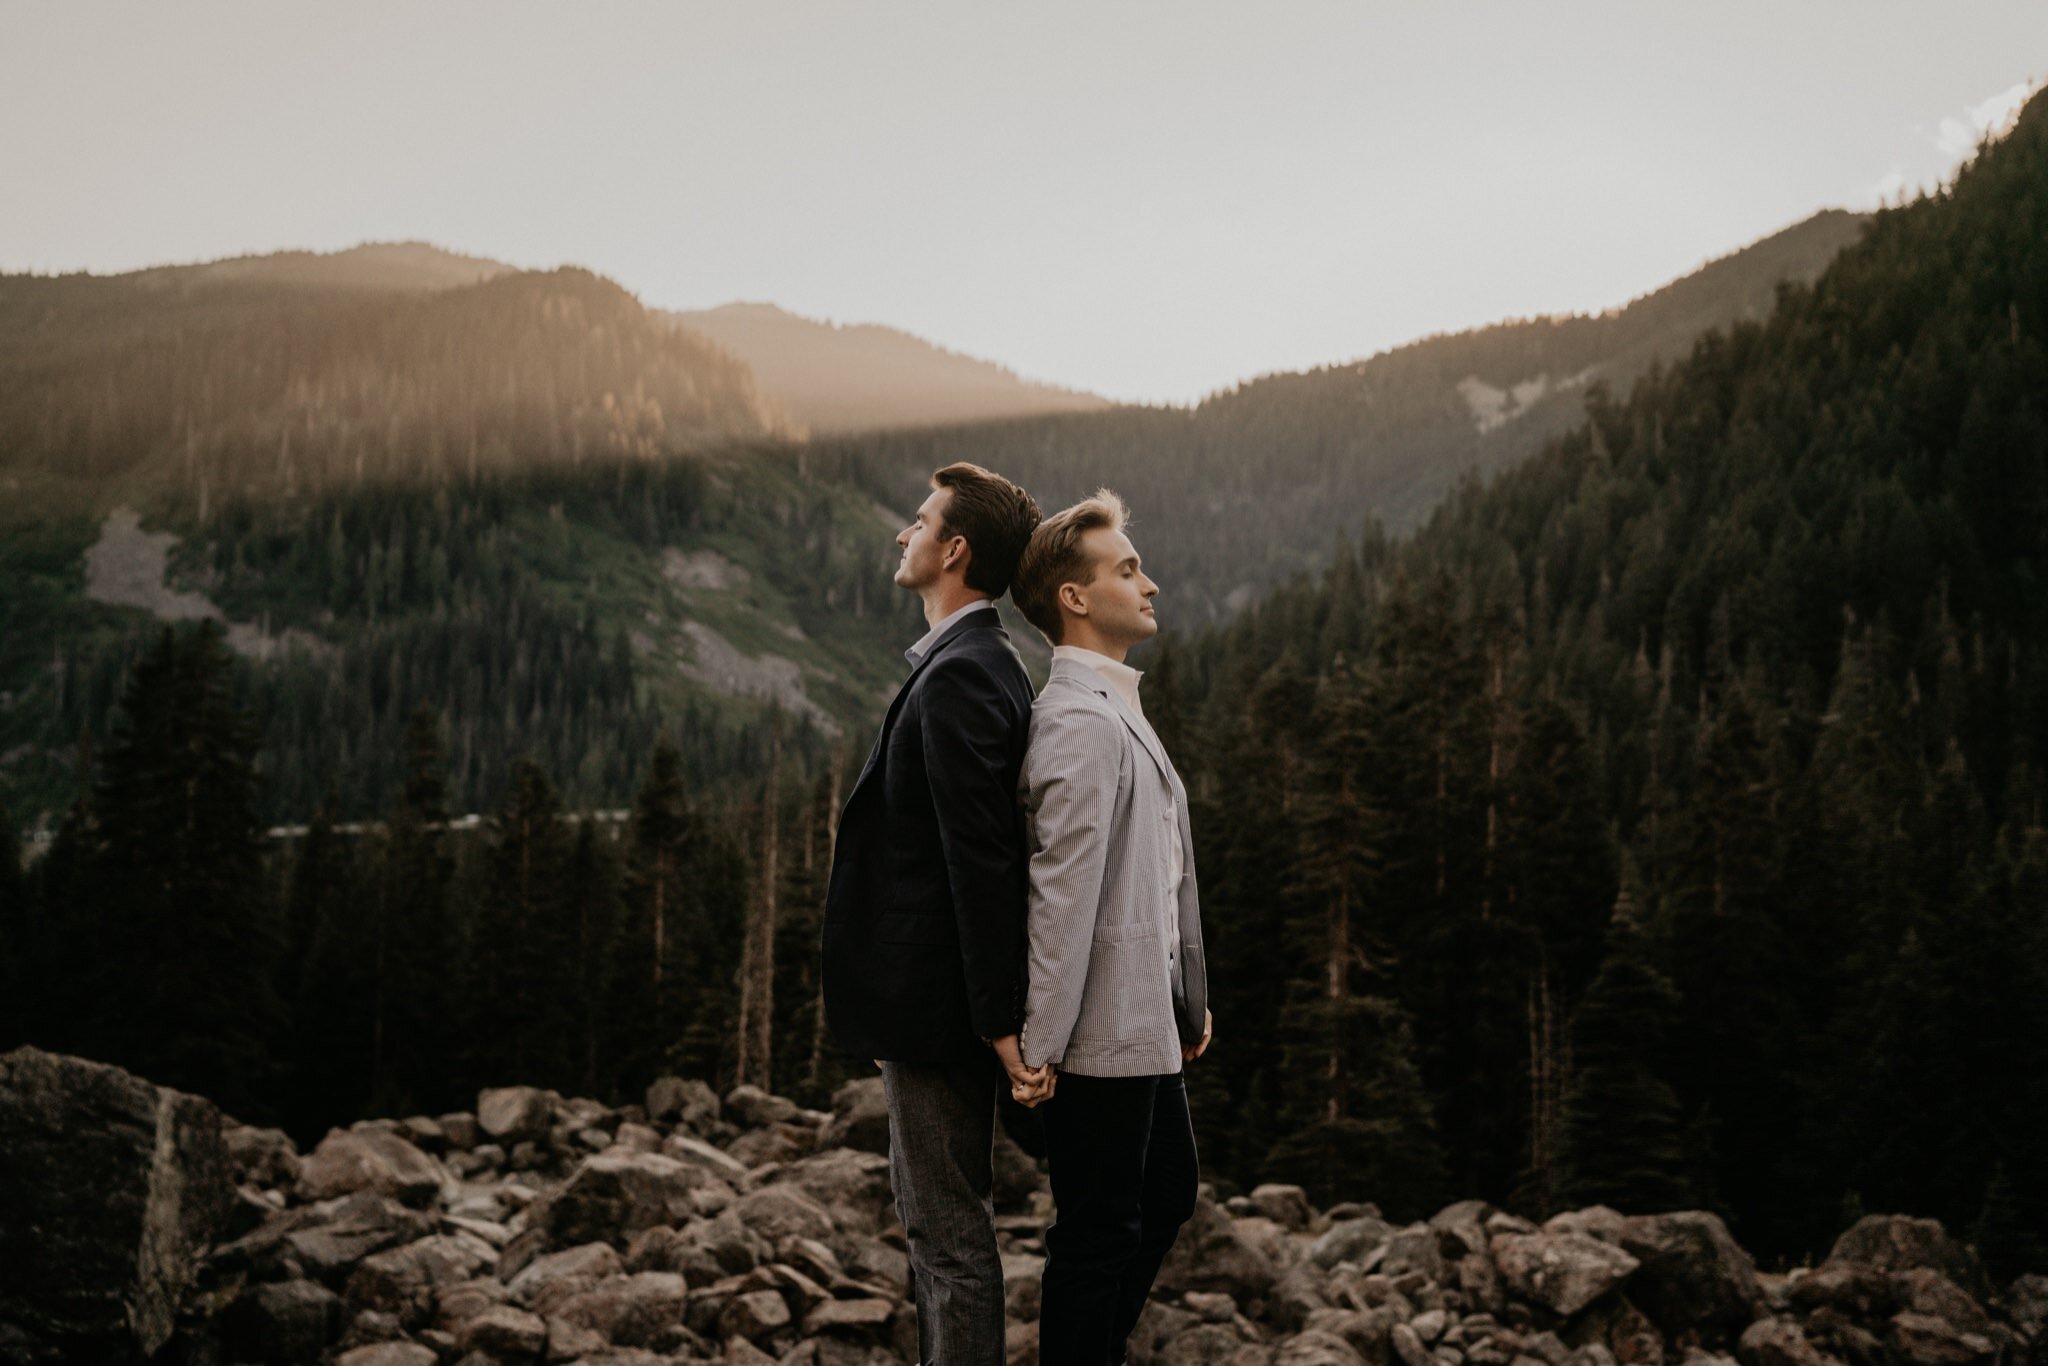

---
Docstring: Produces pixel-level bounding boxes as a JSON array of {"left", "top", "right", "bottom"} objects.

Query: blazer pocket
[
  {"left": 876, "top": 913, "right": 956, "bottom": 946},
  {"left": 1092, "top": 920, "right": 1161, "bottom": 944}
]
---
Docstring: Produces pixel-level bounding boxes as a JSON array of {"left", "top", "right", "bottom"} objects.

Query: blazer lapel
[{"left": 1047, "top": 657, "right": 1174, "bottom": 785}]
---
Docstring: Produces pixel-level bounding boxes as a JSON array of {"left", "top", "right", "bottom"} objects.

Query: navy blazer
[{"left": 822, "top": 607, "right": 1035, "bottom": 1063}]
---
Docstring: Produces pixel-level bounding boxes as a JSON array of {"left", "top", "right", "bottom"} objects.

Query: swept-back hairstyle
[
  {"left": 930, "top": 461, "right": 1041, "bottom": 599},
  {"left": 1010, "top": 488, "right": 1130, "bottom": 644}
]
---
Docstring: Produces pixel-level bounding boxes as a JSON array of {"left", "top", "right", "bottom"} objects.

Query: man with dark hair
[
  {"left": 1011, "top": 489, "right": 1212, "bottom": 1366},
  {"left": 822, "top": 461, "right": 1048, "bottom": 1365}
]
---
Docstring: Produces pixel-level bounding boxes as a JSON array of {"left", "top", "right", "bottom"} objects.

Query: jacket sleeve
[
  {"left": 917, "top": 657, "right": 1030, "bottom": 1041},
  {"left": 1018, "top": 700, "right": 1122, "bottom": 1069}
]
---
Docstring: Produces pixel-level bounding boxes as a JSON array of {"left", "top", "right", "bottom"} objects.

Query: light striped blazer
[{"left": 1017, "top": 655, "right": 1208, "bottom": 1077}]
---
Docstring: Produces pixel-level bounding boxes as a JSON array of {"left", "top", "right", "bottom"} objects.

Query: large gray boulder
[
  {"left": 0, "top": 1046, "right": 234, "bottom": 1361},
  {"left": 1156, "top": 1197, "right": 1281, "bottom": 1299},
  {"left": 294, "top": 1127, "right": 448, "bottom": 1206},
  {"left": 1311, "top": 1215, "right": 1398, "bottom": 1270},
  {"left": 535, "top": 1150, "right": 714, "bottom": 1245},
  {"left": 1618, "top": 1212, "right": 1768, "bottom": 1343},
  {"left": 1827, "top": 1217, "right": 1989, "bottom": 1299},
  {"left": 1493, "top": 1230, "right": 1642, "bottom": 1317}
]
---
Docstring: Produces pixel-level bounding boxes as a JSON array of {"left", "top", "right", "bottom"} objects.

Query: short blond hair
[{"left": 1011, "top": 489, "right": 1129, "bottom": 644}]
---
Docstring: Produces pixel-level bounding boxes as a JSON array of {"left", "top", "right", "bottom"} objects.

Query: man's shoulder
[
  {"left": 1028, "top": 676, "right": 1123, "bottom": 750},
  {"left": 918, "top": 623, "right": 1028, "bottom": 691}
]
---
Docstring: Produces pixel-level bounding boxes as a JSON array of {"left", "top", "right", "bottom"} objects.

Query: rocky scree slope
[{"left": 1, "top": 1046, "right": 2042, "bottom": 1366}]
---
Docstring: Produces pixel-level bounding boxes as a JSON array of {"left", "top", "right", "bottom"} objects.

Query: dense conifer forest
[
  {"left": 4, "top": 91, "right": 2044, "bottom": 1298},
  {"left": 1163, "top": 93, "right": 2048, "bottom": 1277}
]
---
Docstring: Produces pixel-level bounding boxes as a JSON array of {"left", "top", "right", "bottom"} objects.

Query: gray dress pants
[{"left": 881, "top": 1056, "right": 1006, "bottom": 1365}]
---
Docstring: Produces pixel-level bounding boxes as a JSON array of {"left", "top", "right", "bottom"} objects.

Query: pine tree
[
  {"left": 1267, "top": 656, "right": 1448, "bottom": 1217},
  {"left": 85, "top": 620, "right": 285, "bottom": 1120},
  {"left": 472, "top": 756, "right": 573, "bottom": 1088},
  {"left": 380, "top": 704, "right": 460, "bottom": 1114},
  {"left": 613, "top": 735, "right": 701, "bottom": 1095},
  {"left": 1557, "top": 875, "right": 1691, "bottom": 1214},
  {"left": 282, "top": 793, "right": 371, "bottom": 1129}
]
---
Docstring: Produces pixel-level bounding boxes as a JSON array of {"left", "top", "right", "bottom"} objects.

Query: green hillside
[
  {"left": 0, "top": 447, "right": 921, "bottom": 832},
  {"left": 825, "top": 210, "right": 1866, "bottom": 623}
]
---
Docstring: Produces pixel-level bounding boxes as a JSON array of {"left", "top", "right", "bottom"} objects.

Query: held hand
[
  {"left": 992, "top": 1033, "right": 1056, "bottom": 1108},
  {"left": 1183, "top": 1009, "right": 1213, "bottom": 1063}
]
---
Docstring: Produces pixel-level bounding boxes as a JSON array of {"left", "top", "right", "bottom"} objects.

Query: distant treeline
[{"left": 0, "top": 618, "right": 864, "bottom": 1148}]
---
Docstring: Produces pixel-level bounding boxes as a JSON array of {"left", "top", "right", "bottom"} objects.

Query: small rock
[
  {"left": 728, "top": 1122, "right": 815, "bottom": 1167},
  {"left": 720, "top": 1287, "right": 794, "bottom": 1341},
  {"left": 397, "top": 1115, "right": 446, "bottom": 1152},
  {"left": 335, "top": 1344, "right": 438, "bottom": 1366},
  {"left": 1738, "top": 1318, "right": 1845, "bottom": 1366},
  {"left": 1314, "top": 1216, "right": 1399, "bottom": 1270},
  {"left": 220, "top": 1278, "right": 342, "bottom": 1363},
  {"left": 1396, "top": 1322, "right": 1436, "bottom": 1366},
  {"left": 551, "top": 1270, "right": 688, "bottom": 1348},
  {"left": 478, "top": 1086, "right": 555, "bottom": 1144},
  {"left": 225, "top": 1124, "right": 303, "bottom": 1188},
  {"left": 821, "top": 1077, "right": 891, "bottom": 1154},
  {"left": 1250, "top": 1184, "right": 1316, "bottom": 1231},
  {"left": 438, "top": 1112, "right": 481, "bottom": 1150},
  {"left": 724, "top": 1084, "right": 799, "bottom": 1129},
  {"left": 1384, "top": 1226, "right": 1449, "bottom": 1283},
  {"left": 646, "top": 1076, "right": 721, "bottom": 1129},
  {"left": 732, "top": 1184, "right": 837, "bottom": 1248},
  {"left": 1415, "top": 1310, "right": 1450, "bottom": 1342},
  {"left": 803, "top": 1297, "right": 894, "bottom": 1335},
  {"left": 457, "top": 1303, "right": 547, "bottom": 1358},
  {"left": 1275, "top": 1328, "right": 1369, "bottom": 1366},
  {"left": 507, "top": 1241, "right": 625, "bottom": 1312},
  {"left": 1888, "top": 1312, "right": 1999, "bottom": 1366},
  {"left": 662, "top": 1132, "right": 751, "bottom": 1183}
]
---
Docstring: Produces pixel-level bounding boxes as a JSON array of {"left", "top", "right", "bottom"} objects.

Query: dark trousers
[
  {"left": 1039, "top": 1070, "right": 1200, "bottom": 1365},
  {"left": 882, "top": 1056, "right": 1007, "bottom": 1366}
]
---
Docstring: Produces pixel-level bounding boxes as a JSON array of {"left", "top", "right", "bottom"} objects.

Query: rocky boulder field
[{"left": 2, "top": 1045, "right": 2043, "bottom": 1366}]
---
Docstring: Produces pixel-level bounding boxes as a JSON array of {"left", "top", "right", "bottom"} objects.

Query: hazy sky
[{"left": 4, "top": 3, "right": 2043, "bottom": 403}]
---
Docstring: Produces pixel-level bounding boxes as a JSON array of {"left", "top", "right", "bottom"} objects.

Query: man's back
[{"left": 822, "top": 608, "right": 1034, "bottom": 1063}]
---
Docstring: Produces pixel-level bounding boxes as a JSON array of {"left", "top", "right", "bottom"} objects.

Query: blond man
[{"left": 1009, "top": 491, "right": 1212, "bottom": 1365}]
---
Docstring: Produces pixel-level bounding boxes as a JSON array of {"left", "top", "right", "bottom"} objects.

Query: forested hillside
[
  {"left": 0, "top": 445, "right": 921, "bottom": 830},
  {"left": 0, "top": 261, "right": 790, "bottom": 495},
  {"left": 0, "top": 255, "right": 916, "bottom": 830},
  {"left": 1159, "top": 95, "right": 2048, "bottom": 1276},
  {"left": 670, "top": 300, "right": 1110, "bottom": 434},
  {"left": 828, "top": 210, "right": 1866, "bottom": 622}
]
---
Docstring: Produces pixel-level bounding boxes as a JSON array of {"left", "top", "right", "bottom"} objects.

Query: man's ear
[
  {"left": 944, "top": 536, "right": 970, "bottom": 575},
  {"left": 1058, "top": 581, "right": 1088, "bottom": 618}
]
